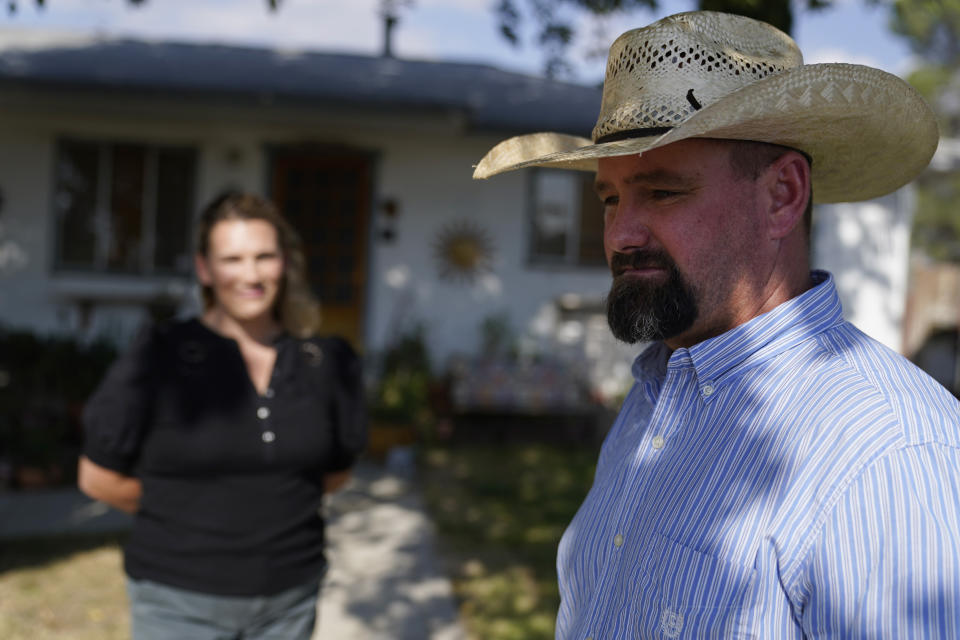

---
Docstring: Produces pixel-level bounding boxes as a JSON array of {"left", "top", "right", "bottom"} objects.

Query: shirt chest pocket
[{"left": 635, "top": 532, "right": 758, "bottom": 639}]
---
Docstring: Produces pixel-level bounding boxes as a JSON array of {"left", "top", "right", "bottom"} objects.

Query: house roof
[{"left": 0, "top": 37, "right": 601, "bottom": 136}]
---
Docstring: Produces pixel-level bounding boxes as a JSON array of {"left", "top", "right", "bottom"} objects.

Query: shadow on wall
[{"left": 813, "top": 198, "right": 906, "bottom": 351}]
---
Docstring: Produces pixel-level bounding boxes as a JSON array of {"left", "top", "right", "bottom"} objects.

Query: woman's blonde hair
[{"left": 195, "top": 191, "right": 321, "bottom": 338}]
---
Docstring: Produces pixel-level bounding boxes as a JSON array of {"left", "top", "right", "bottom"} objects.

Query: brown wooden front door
[{"left": 270, "top": 149, "right": 372, "bottom": 348}]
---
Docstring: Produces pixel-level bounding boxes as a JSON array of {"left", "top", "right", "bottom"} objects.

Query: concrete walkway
[
  {"left": 316, "top": 455, "right": 466, "bottom": 639},
  {"left": 0, "top": 455, "right": 467, "bottom": 640}
]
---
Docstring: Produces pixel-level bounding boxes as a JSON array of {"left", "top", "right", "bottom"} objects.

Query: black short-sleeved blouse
[{"left": 82, "top": 318, "right": 367, "bottom": 597}]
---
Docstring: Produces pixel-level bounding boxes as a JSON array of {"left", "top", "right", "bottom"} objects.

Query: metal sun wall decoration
[{"left": 432, "top": 220, "right": 495, "bottom": 283}]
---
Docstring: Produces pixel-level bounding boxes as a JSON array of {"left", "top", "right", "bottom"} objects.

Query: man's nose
[{"left": 604, "top": 202, "right": 652, "bottom": 252}]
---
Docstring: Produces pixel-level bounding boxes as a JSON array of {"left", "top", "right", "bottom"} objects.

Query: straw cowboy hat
[{"left": 472, "top": 11, "right": 938, "bottom": 204}]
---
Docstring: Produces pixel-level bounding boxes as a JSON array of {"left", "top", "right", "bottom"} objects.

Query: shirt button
[
  {"left": 702, "top": 382, "right": 715, "bottom": 396},
  {"left": 651, "top": 435, "right": 665, "bottom": 450},
  {"left": 613, "top": 533, "right": 624, "bottom": 547},
  {"left": 262, "top": 430, "right": 276, "bottom": 443},
  {"left": 257, "top": 406, "right": 270, "bottom": 419}
]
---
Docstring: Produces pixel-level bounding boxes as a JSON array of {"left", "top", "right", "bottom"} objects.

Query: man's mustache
[{"left": 609, "top": 250, "right": 674, "bottom": 276}]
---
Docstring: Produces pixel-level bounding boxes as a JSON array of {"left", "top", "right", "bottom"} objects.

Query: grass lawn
[
  {"left": 0, "top": 533, "right": 129, "bottom": 640},
  {"left": 419, "top": 442, "right": 598, "bottom": 640}
]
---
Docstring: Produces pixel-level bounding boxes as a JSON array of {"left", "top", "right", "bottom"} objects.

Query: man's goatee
[{"left": 605, "top": 250, "right": 698, "bottom": 344}]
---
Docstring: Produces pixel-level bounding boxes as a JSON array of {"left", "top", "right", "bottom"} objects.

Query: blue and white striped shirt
[{"left": 557, "top": 271, "right": 960, "bottom": 639}]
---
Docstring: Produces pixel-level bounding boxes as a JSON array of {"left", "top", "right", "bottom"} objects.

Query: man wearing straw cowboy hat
[{"left": 474, "top": 10, "right": 960, "bottom": 639}]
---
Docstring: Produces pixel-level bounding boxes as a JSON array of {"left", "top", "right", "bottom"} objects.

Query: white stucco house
[{"left": 0, "top": 32, "right": 923, "bottom": 406}]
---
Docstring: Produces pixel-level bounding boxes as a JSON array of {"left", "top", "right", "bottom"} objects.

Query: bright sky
[{"left": 0, "top": 0, "right": 917, "bottom": 82}]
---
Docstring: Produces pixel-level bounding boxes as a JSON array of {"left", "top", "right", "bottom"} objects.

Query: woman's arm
[{"left": 77, "top": 455, "right": 142, "bottom": 514}]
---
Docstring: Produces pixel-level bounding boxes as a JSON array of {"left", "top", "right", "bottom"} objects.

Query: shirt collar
[
  {"left": 631, "top": 340, "right": 671, "bottom": 405},
  {"left": 632, "top": 270, "right": 844, "bottom": 394}
]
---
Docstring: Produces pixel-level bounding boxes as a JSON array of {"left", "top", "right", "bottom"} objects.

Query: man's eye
[
  {"left": 602, "top": 196, "right": 618, "bottom": 207},
  {"left": 652, "top": 190, "right": 681, "bottom": 200}
]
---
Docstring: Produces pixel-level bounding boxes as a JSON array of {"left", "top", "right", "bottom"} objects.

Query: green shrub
[
  {"left": 0, "top": 327, "right": 117, "bottom": 479},
  {"left": 370, "top": 324, "right": 433, "bottom": 426}
]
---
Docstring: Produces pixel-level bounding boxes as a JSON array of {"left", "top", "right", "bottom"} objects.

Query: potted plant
[{"left": 368, "top": 325, "right": 433, "bottom": 458}]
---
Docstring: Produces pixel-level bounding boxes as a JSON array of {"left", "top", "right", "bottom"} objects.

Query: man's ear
[
  {"left": 194, "top": 253, "right": 212, "bottom": 286},
  {"left": 765, "top": 151, "right": 810, "bottom": 240}
]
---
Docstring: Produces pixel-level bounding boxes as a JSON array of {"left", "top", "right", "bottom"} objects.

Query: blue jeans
[{"left": 127, "top": 578, "right": 319, "bottom": 640}]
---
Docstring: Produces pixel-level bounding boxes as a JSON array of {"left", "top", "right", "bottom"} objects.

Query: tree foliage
[
  {"left": 698, "top": 0, "right": 831, "bottom": 36},
  {"left": 5, "top": 0, "right": 281, "bottom": 14},
  {"left": 496, "top": 0, "right": 656, "bottom": 77},
  {"left": 496, "top": 0, "right": 834, "bottom": 77},
  {"left": 884, "top": 0, "right": 960, "bottom": 261},
  {"left": 886, "top": 0, "right": 960, "bottom": 65},
  {"left": 912, "top": 170, "right": 960, "bottom": 262}
]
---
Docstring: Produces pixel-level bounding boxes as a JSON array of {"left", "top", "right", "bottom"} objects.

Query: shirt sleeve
[
  {"left": 81, "top": 322, "right": 159, "bottom": 474},
  {"left": 799, "top": 442, "right": 960, "bottom": 637},
  {"left": 324, "top": 336, "right": 367, "bottom": 471}
]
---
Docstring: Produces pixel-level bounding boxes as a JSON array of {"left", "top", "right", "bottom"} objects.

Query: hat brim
[{"left": 473, "top": 63, "right": 938, "bottom": 204}]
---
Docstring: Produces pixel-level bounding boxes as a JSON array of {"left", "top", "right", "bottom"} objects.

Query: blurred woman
[{"left": 78, "top": 192, "right": 366, "bottom": 640}]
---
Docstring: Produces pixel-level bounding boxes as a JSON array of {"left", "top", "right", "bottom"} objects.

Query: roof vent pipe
[
  {"left": 379, "top": 0, "right": 412, "bottom": 59},
  {"left": 382, "top": 12, "right": 397, "bottom": 58}
]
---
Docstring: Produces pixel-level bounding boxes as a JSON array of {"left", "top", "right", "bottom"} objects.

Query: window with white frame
[
  {"left": 53, "top": 139, "right": 197, "bottom": 275},
  {"left": 528, "top": 168, "right": 606, "bottom": 267}
]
